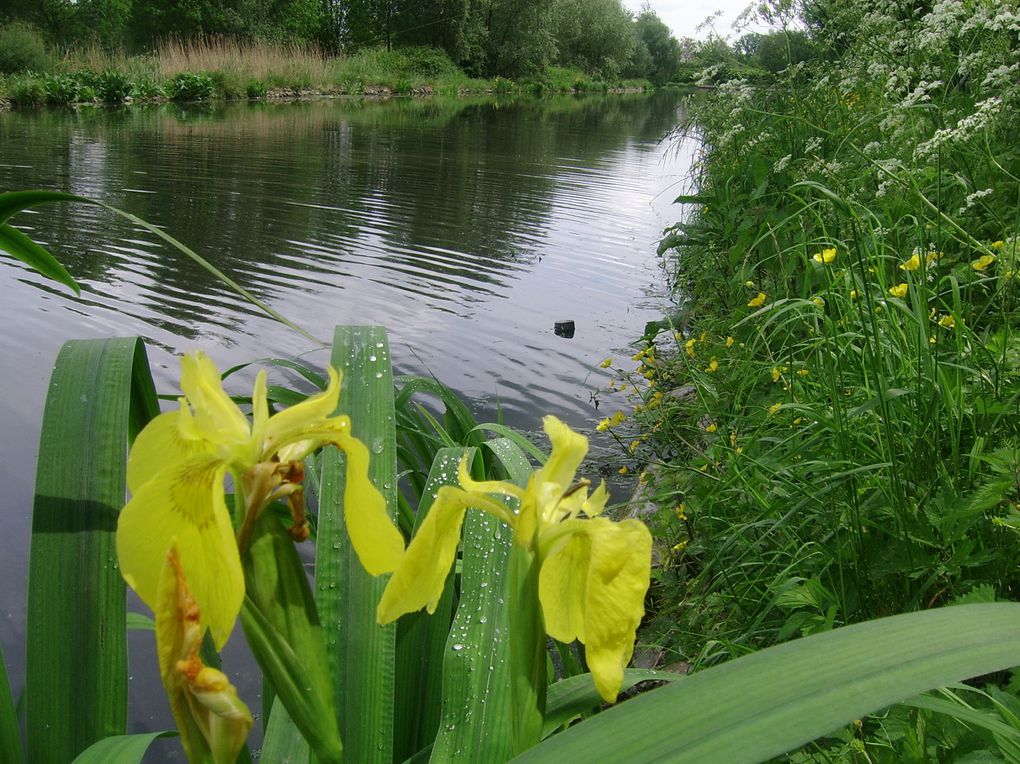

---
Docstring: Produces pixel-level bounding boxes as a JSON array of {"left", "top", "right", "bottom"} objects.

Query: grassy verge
[
  {"left": 0, "top": 37, "right": 651, "bottom": 107},
  {"left": 597, "top": 5, "right": 1020, "bottom": 757}
]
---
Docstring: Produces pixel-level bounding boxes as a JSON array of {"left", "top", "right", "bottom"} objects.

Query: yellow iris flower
[
  {"left": 375, "top": 416, "right": 651, "bottom": 703},
  {"left": 117, "top": 351, "right": 403, "bottom": 648}
]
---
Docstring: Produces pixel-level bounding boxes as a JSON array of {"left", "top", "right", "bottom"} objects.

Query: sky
[{"left": 621, "top": 0, "right": 770, "bottom": 41}]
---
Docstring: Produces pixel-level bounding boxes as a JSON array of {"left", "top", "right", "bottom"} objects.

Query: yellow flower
[
  {"left": 926, "top": 250, "right": 942, "bottom": 265},
  {"left": 610, "top": 411, "right": 626, "bottom": 427},
  {"left": 596, "top": 418, "right": 611, "bottom": 432},
  {"left": 157, "top": 544, "right": 253, "bottom": 764},
  {"left": 771, "top": 366, "right": 787, "bottom": 383},
  {"left": 729, "top": 432, "right": 737, "bottom": 448},
  {"left": 768, "top": 402, "right": 782, "bottom": 415},
  {"left": 674, "top": 504, "right": 687, "bottom": 521},
  {"left": 117, "top": 352, "right": 402, "bottom": 648},
  {"left": 705, "top": 423, "right": 718, "bottom": 433},
  {"left": 938, "top": 314, "right": 955, "bottom": 329},
  {"left": 684, "top": 338, "right": 697, "bottom": 357},
  {"left": 899, "top": 253, "right": 921, "bottom": 271},
  {"left": 811, "top": 297, "right": 825, "bottom": 308},
  {"left": 748, "top": 292, "right": 767, "bottom": 308},
  {"left": 618, "top": 465, "right": 630, "bottom": 475},
  {"left": 744, "top": 280, "right": 755, "bottom": 288},
  {"left": 812, "top": 248, "right": 837, "bottom": 264},
  {"left": 972, "top": 254, "right": 996, "bottom": 271},
  {"left": 850, "top": 289, "right": 858, "bottom": 300},
  {"left": 889, "top": 283, "right": 909, "bottom": 298},
  {"left": 598, "top": 357, "right": 613, "bottom": 369},
  {"left": 797, "top": 369, "right": 810, "bottom": 377},
  {"left": 375, "top": 417, "right": 651, "bottom": 704},
  {"left": 991, "top": 240, "right": 1005, "bottom": 250},
  {"left": 706, "top": 357, "right": 719, "bottom": 373},
  {"left": 725, "top": 335, "right": 734, "bottom": 348},
  {"left": 628, "top": 440, "right": 640, "bottom": 453}
]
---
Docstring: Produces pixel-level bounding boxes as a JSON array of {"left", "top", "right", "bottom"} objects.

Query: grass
[
  {"left": 0, "top": 37, "right": 652, "bottom": 106},
  {"left": 595, "top": 4, "right": 1020, "bottom": 757}
]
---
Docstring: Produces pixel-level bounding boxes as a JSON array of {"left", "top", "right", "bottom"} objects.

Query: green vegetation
[
  {"left": 0, "top": 1, "right": 691, "bottom": 106},
  {"left": 597, "top": 0, "right": 1020, "bottom": 758}
]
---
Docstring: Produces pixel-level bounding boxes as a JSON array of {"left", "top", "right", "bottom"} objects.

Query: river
[{"left": 0, "top": 91, "right": 689, "bottom": 741}]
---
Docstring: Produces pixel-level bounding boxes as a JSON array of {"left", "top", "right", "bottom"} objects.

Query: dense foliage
[
  {"left": 607, "top": 0, "right": 1020, "bottom": 758},
  {"left": 0, "top": 0, "right": 686, "bottom": 83}
]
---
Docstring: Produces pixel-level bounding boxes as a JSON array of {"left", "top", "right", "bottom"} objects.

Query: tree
[
  {"left": 551, "top": 0, "right": 635, "bottom": 79},
  {"left": 630, "top": 9, "right": 681, "bottom": 85}
]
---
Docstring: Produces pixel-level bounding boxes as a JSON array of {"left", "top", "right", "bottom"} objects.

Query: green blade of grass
[
  {"left": 0, "top": 190, "right": 321, "bottom": 344},
  {"left": 0, "top": 641, "right": 22, "bottom": 764},
  {"left": 429, "top": 439, "right": 533, "bottom": 762},
  {"left": 0, "top": 223, "right": 80, "bottom": 294},
  {"left": 69, "top": 732, "right": 176, "bottom": 763},
  {"left": 393, "top": 447, "right": 474, "bottom": 763},
  {"left": 542, "top": 669, "right": 684, "bottom": 739},
  {"left": 26, "top": 338, "right": 159, "bottom": 763},
  {"left": 316, "top": 326, "right": 398, "bottom": 763},
  {"left": 513, "top": 603, "right": 1020, "bottom": 763}
]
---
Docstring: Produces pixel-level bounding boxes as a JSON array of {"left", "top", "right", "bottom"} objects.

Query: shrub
[
  {"left": 95, "top": 71, "right": 133, "bottom": 103},
  {"left": 44, "top": 74, "right": 83, "bottom": 104},
  {"left": 245, "top": 78, "right": 267, "bottom": 98},
  {"left": 133, "top": 78, "right": 165, "bottom": 100},
  {"left": 0, "top": 22, "right": 50, "bottom": 75},
  {"left": 166, "top": 72, "right": 214, "bottom": 101},
  {"left": 9, "top": 76, "right": 45, "bottom": 106}
]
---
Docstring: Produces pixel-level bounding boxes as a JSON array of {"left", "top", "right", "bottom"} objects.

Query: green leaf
[
  {"left": 429, "top": 442, "right": 532, "bottom": 762},
  {"left": 259, "top": 697, "right": 310, "bottom": 763},
  {"left": 0, "top": 190, "right": 88, "bottom": 224},
  {"left": 513, "top": 604, "right": 1020, "bottom": 763},
  {"left": 316, "top": 326, "right": 398, "bottom": 763},
  {"left": 27, "top": 338, "right": 159, "bottom": 763},
  {"left": 125, "top": 613, "right": 155, "bottom": 632},
  {"left": 393, "top": 448, "right": 473, "bottom": 763},
  {"left": 0, "top": 223, "right": 80, "bottom": 294},
  {"left": 69, "top": 732, "right": 176, "bottom": 763},
  {"left": 0, "top": 641, "right": 22, "bottom": 764},
  {"left": 542, "top": 670, "right": 684, "bottom": 739},
  {"left": 242, "top": 514, "right": 342, "bottom": 764}
]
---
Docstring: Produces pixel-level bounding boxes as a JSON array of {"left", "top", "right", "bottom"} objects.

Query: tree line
[{"left": 1, "top": 0, "right": 685, "bottom": 83}]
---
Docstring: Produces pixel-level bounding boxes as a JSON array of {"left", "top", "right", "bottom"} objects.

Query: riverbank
[
  {"left": 613, "top": 3, "right": 1019, "bottom": 756},
  {"left": 0, "top": 39, "right": 652, "bottom": 109}
]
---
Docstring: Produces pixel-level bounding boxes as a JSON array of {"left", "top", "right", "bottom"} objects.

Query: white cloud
[{"left": 622, "top": 0, "right": 775, "bottom": 41}]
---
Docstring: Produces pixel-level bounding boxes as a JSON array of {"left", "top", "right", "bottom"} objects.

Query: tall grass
[{"left": 616, "top": 0, "right": 1020, "bottom": 680}]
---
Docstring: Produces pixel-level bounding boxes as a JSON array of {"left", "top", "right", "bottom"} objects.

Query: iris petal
[
  {"left": 127, "top": 411, "right": 213, "bottom": 494},
  {"left": 376, "top": 486, "right": 470, "bottom": 623},
  {"left": 179, "top": 352, "right": 250, "bottom": 446},
  {"left": 539, "top": 517, "right": 651, "bottom": 703},
  {"left": 263, "top": 367, "right": 342, "bottom": 452},
  {"left": 536, "top": 415, "right": 588, "bottom": 494},
  {"left": 117, "top": 455, "right": 243, "bottom": 648},
  {"left": 338, "top": 428, "right": 405, "bottom": 576}
]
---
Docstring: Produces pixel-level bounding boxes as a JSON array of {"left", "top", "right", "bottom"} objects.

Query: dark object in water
[{"left": 554, "top": 320, "right": 575, "bottom": 338}]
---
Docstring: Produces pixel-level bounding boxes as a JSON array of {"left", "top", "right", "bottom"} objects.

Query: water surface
[{"left": 0, "top": 92, "right": 689, "bottom": 738}]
